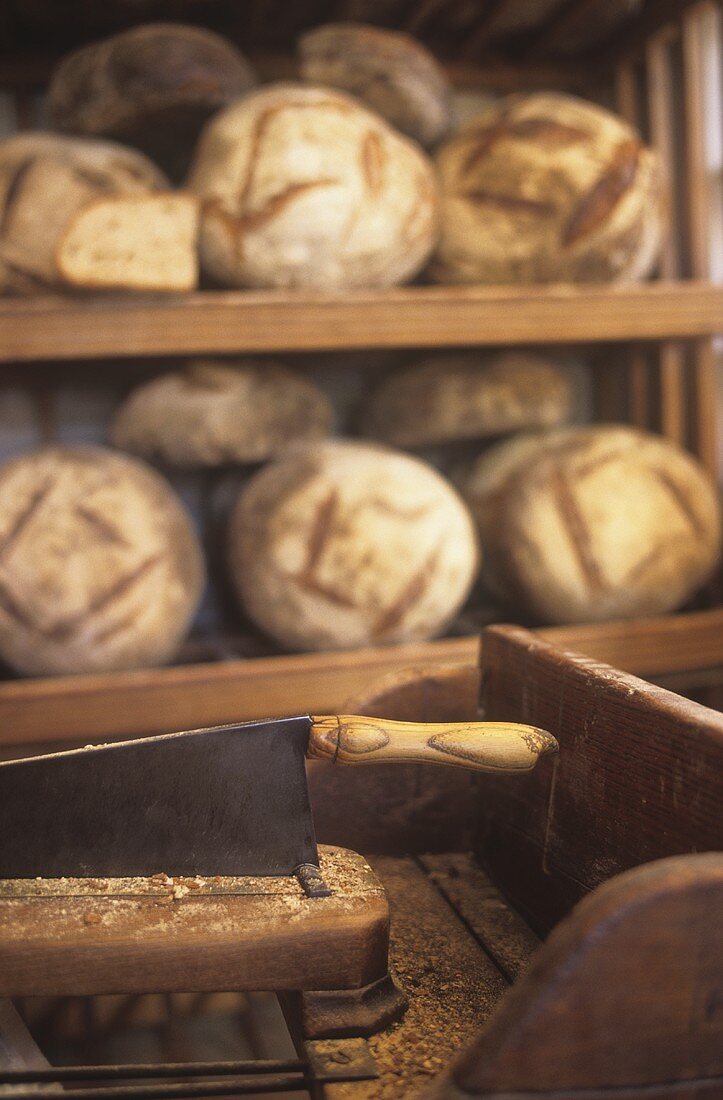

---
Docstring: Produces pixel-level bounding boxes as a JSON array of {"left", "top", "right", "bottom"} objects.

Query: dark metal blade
[{"left": 0, "top": 716, "right": 318, "bottom": 879}]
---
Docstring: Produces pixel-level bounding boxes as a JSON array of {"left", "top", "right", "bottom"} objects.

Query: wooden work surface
[
  {"left": 0, "top": 847, "right": 389, "bottom": 999},
  {"left": 321, "top": 853, "right": 538, "bottom": 1099},
  {"left": 0, "top": 282, "right": 721, "bottom": 362}
]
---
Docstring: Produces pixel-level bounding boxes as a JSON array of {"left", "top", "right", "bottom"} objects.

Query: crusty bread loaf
[
  {"left": 455, "top": 425, "right": 721, "bottom": 624},
  {"left": 187, "top": 83, "right": 439, "bottom": 290},
  {"left": 49, "top": 23, "right": 257, "bottom": 179},
  {"left": 298, "top": 23, "right": 453, "bottom": 149},
  {"left": 228, "top": 440, "right": 478, "bottom": 651},
  {"left": 0, "top": 446, "right": 205, "bottom": 676},
  {"left": 0, "top": 133, "right": 197, "bottom": 294},
  {"left": 431, "top": 92, "right": 664, "bottom": 284},
  {"left": 363, "top": 351, "right": 573, "bottom": 447},
  {"left": 110, "top": 360, "right": 334, "bottom": 467}
]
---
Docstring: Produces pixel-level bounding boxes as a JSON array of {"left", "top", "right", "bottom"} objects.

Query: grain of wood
[
  {"left": 0, "top": 283, "right": 721, "bottom": 361},
  {"left": 0, "top": 848, "right": 389, "bottom": 998},
  {"left": 477, "top": 625, "right": 723, "bottom": 933},
  {"left": 2, "top": 609, "right": 723, "bottom": 749}
]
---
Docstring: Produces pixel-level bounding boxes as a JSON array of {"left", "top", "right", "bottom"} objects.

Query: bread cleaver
[{"left": 0, "top": 713, "right": 556, "bottom": 884}]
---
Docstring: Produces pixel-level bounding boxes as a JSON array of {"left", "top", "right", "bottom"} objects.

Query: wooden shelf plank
[
  {"left": 0, "top": 282, "right": 721, "bottom": 362},
  {"left": 1, "top": 609, "right": 722, "bottom": 749}
]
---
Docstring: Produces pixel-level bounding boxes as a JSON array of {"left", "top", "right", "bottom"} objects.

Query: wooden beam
[{"left": 0, "top": 282, "right": 721, "bottom": 362}]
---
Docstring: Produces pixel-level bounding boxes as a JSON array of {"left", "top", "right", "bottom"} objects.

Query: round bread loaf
[
  {"left": 110, "top": 360, "right": 334, "bottom": 467},
  {"left": 0, "top": 132, "right": 172, "bottom": 293},
  {"left": 431, "top": 92, "right": 663, "bottom": 284},
  {"left": 228, "top": 440, "right": 478, "bottom": 650},
  {"left": 187, "top": 83, "right": 439, "bottom": 290},
  {"left": 455, "top": 425, "right": 721, "bottom": 624},
  {"left": 363, "top": 352, "right": 573, "bottom": 447},
  {"left": 0, "top": 446, "right": 205, "bottom": 676},
  {"left": 49, "top": 23, "right": 257, "bottom": 179},
  {"left": 298, "top": 23, "right": 453, "bottom": 149}
]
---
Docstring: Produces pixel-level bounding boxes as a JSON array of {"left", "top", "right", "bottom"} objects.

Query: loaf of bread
[
  {"left": 228, "top": 440, "right": 478, "bottom": 651},
  {"left": 298, "top": 23, "right": 453, "bottom": 149},
  {"left": 0, "top": 446, "right": 205, "bottom": 676},
  {"left": 111, "top": 360, "right": 334, "bottom": 467},
  {"left": 455, "top": 425, "right": 721, "bottom": 624},
  {"left": 363, "top": 352, "right": 573, "bottom": 447},
  {"left": 0, "top": 133, "right": 198, "bottom": 293},
  {"left": 187, "top": 83, "right": 439, "bottom": 290},
  {"left": 49, "top": 23, "right": 257, "bottom": 179},
  {"left": 431, "top": 92, "right": 663, "bottom": 284}
]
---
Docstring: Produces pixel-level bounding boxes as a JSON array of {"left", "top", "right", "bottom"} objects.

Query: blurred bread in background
[
  {"left": 111, "top": 359, "right": 333, "bottom": 467},
  {"left": 49, "top": 23, "right": 257, "bottom": 179},
  {"left": 228, "top": 439, "right": 479, "bottom": 651},
  {"left": 362, "top": 351, "right": 573, "bottom": 447},
  {"left": 298, "top": 22, "right": 453, "bottom": 148},
  {"left": 187, "top": 83, "right": 439, "bottom": 289},
  {"left": 0, "top": 133, "right": 198, "bottom": 294},
  {"left": 432, "top": 92, "right": 664, "bottom": 284},
  {"left": 0, "top": 446, "right": 205, "bottom": 676},
  {"left": 455, "top": 425, "right": 721, "bottom": 624}
]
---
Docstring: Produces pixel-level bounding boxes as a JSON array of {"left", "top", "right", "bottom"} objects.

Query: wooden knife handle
[{"left": 308, "top": 715, "right": 557, "bottom": 774}]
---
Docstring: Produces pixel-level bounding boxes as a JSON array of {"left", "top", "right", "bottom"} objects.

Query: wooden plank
[
  {"left": 477, "top": 625, "right": 723, "bottom": 934},
  {"left": 322, "top": 855, "right": 507, "bottom": 1099},
  {"left": 615, "top": 58, "right": 655, "bottom": 431},
  {"left": 681, "top": 2, "right": 719, "bottom": 474},
  {"left": 419, "top": 854, "right": 540, "bottom": 980},
  {"left": 0, "top": 283, "right": 721, "bottom": 362},
  {"left": 646, "top": 28, "right": 687, "bottom": 444},
  {"left": 2, "top": 610, "right": 723, "bottom": 750},
  {"left": 0, "top": 848, "right": 389, "bottom": 997}
]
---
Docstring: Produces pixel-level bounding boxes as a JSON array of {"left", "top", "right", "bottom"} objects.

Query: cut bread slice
[{"left": 57, "top": 192, "right": 199, "bottom": 292}]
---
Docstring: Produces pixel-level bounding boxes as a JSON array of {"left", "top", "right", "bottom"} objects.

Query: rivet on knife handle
[{"left": 308, "top": 715, "right": 558, "bottom": 773}]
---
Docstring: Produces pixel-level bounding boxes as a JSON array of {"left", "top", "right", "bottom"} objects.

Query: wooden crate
[{"left": 0, "top": 0, "right": 721, "bottom": 744}]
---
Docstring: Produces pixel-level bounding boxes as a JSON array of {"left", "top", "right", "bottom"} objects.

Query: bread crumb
[{"left": 83, "top": 911, "right": 102, "bottom": 926}]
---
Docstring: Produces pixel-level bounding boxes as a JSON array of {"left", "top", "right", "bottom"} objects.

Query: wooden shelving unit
[
  {"left": 0, "top": 0, "right": 721, "bottom": 745},
  {"left": 0, "top": 281, "right": 721, "bottom": 361}
]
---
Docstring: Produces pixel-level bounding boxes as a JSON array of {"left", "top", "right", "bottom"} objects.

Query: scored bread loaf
[
  {"left": 228, "top": 440, "right": 479, "bottom": 651},
  {"left": 298, "top": 23, "right": 453, "bottom": 149},
  {"left": 0, "top": 446, "right": 205, "bottom": 676},
  {"left": 363, "top": 351, "right": 573, "bottom": 447},
  {"left": 110, "top": 360, "right": 334, "bottom": 467},
  {"left": 0, "top": 133, "right": 198, "bottom": 294},
  {"left": 187, "top": 83, "right": 439, "bottom": 290},
  {"left": 431, "top": 92, "right": 664, "bottom": 284},
  {"left": 49, "top": 23, "right": 257, "bottom": 179},
  {"left": 455, "top": 425, "right": 721, "bottom": 624}
]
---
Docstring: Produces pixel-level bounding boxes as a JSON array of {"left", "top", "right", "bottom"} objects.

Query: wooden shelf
[
  {"left": 1, "top": 609, "right": 722, "bottom": 749},
  {"left": 1, "top": 281, "right": 721, "bottom": 362}
]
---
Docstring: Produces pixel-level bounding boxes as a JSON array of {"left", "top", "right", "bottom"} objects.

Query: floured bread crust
[
  {"left": 0, "top": 446, "right": 205, "bottom": 675},
  {"left": 187, "top": 83, "right": 439, "bottom": 290},
  {"left": 455, "top": 425, "right": 721, "bottom": 623},
  {"left": 298, "top": 22, "right": 453, "bottom": 149},
  {"left": 431, "top": 92, "right": 664, "bottom": 285},
  {"left": 228, "top": 440, "right": 479, "bottom": 650},
  {"left": 363, "top": 351, "right": 573, "bottom": 447},
  {"left": 49, "top": 23, "right": 257, "bottom": 179},
  {"left": 111, "top": 359, "right": 333, "bottom": 466}
]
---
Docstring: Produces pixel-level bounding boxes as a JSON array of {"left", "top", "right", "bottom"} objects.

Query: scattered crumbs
[
  {"left": 83, "top": 911, "right": 102, "bottom": 926},
  {"left": 172, "top": 883, "right": 190, "bottom": 900},
  {"left": 151, "top": 872, "right": 172, "bottom": 886}
]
